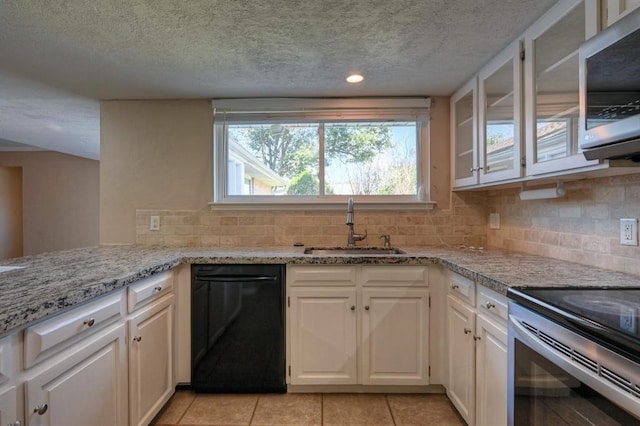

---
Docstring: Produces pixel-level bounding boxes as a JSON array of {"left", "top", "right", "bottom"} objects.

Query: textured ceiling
[{"left": 0, "top": 0, "right": 558, "bottom": 159}]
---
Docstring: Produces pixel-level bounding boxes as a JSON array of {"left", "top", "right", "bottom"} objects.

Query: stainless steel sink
[{"left": 304, "top": 247, "right": 406, "bottom": 255}]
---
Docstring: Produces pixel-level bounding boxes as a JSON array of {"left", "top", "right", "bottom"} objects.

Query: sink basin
[{"left": 304, "top": 247, "right": 406, "bottom": 255}]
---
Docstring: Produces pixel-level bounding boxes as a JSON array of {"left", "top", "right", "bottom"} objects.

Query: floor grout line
[
  {"left": 385, "top": 394, "right": 397, "bottom": 426},
  {"left": 247, "top": 394, "right": 259, "bottom": 425}
]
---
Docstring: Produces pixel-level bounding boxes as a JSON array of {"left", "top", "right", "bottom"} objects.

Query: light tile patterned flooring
[{"left": 152, "top": 390, "right": 465, "bottom": 425}]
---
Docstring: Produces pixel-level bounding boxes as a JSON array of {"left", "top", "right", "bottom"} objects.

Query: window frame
[{"left": 211, "top": 98, "right": 434, "bottom": 210}]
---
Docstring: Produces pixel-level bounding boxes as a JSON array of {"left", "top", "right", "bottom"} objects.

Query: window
[{"left": 212, "top": 98, "right": 432, "bottom": 208}]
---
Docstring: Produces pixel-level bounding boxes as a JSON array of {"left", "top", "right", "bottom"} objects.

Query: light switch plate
[
  {"left": 489, "top": 213, "right": 500, "bottom": 230},
  {"left": 620, "top": 218, "right": 638, "bottom": 246}
]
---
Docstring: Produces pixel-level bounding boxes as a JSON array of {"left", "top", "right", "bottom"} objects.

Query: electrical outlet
[
  {"left": 150, "top": 215, "right": 161, "bottom": 231},
  {"left": 489, "top": 213, "right": 500, "bottom": 230},
  {"left": 620, "top": 218, "right": 638, "bottom": 246}
]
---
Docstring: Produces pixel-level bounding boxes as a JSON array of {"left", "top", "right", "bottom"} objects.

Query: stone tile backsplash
[
  {"left": 486, "top": 173, "right": 640, "bottom": 276},
  {"left": 136, "top": 192, "right": 488, "bottom": 249},
  {"left": 136, "top": 173, "right": 640, "bottom": 276}
]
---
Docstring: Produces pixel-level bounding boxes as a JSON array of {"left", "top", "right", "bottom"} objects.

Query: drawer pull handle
[
  {"left": 33, "top": 404, "right": 48, "bottom": 415},
  {"left": 133, "top": 336, "right": 142, "bottom": 342},
  {"left": 153, "top": 286, "right": 163, "bottom": 293},
  {"left": 464, "top": 328, "right": 472, "bottom": 335},
  {"left": 83, "top": 318, "right": 95, "bottom": 327},
  {"left": 350, "top": 305, "right": 355, "bottom": 311},
  {"left": 365, "top": 305, "right": 370, "bottom": 311},
  {"left": 473, "top": 335, "right": 481, "bottom": 341},
  {"left": 451, "top": 284, "right": 459, "bottom": 290},
  {"left": 485, "top": 302, "right": 495, "bottom": 309}
]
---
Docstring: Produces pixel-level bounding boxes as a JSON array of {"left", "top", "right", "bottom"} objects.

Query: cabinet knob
[
  {"left": 83, "top": 318, "right": 95, "bottom": 327},
  {"left": 12, "top": 421, "right": 23, "bottom": 426},
  {"left": 464, "top": 328, "right": 472, "bottom": 335},
  {"left": 133, "top": 336, "right": 142, "bottom": 342},
  {"left": 485, "top": 302, "right": 495, "bottom": 309},
  {"left": 365, "top": 305, "right": 370, "bottom": 311},
  {"left": 153, "top": 286, "right": 163, "bottom": 293},
  {"left": 473, "top": 335, "right": 481, "bottom": 341},
  {"left": 350, "top": 305, "right": 355, "bottom": 311},
  {"left": 33, "top": 404, "right": 48, "bottom": 415},
  {"left": 451, "top": 284, "right": 459, "bottom": 290}
]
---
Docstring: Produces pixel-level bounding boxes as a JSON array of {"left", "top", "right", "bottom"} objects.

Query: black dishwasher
[{"left": 191, "top": 264, "right": 285, "bottom": 393}]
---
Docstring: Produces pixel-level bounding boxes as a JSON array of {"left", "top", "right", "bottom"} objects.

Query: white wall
[
  {"left": 100, "top": 100, "right": 213, "bottom": 244},
  {"left": 0, "top": 166, "right": 23, "bottom": 258},
  {"left": 0, "top": 151, "right": 99, "bottom": 255}
]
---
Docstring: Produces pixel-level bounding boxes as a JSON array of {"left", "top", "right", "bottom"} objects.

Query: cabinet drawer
[
  {"left": 287, "top": 266, "right": 356, "bottom": 286},
  {"left": 24, "top": 289, "right": 125, "bottom": 368},
  {"left": 447, "top": 271, "right": 476, "bottom": 306},
  {"left": 477, "top": 286, "right": 508, "bottom": 323},
  {"left": 360, "top": 266, "right": 428, "bottom": 287},
  {"left": 128, "top": 271, "right": 174, "bottom": 313}
]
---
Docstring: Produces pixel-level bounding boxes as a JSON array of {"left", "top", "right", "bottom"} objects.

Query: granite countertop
[{"left": 2, "top": 244, "right": 640, "bottom": 337}]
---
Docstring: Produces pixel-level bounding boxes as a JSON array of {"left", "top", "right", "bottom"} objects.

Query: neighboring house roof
[{"left": 229, "top": 141, "right": 288, "bottom": 187}]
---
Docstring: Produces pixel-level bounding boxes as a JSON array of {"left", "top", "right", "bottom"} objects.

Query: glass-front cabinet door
[
  {"left": 524, "top": 0, "right": 600, "bottom": 175},
  {"left": 606, "top": 0, "right": 640, "bottom": 26},
  {"left": 478, "top": 40, "right": 523, "bottom": 183},
  {"left": 451, "top": 78, "right": 478, "bottom": 188}
]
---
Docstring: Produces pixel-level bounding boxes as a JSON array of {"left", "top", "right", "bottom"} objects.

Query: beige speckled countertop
[{"left": 1, "top": 245, "right": 639, "bottom": 336}]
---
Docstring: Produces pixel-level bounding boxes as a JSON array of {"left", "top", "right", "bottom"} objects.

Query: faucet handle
[{"left": 379, "top": 234, "right": 391, "bottom": 248}]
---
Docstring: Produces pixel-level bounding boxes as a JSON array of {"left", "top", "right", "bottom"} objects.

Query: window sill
[{"left": 208, "top": 200, "right": 436, "bottom": 211}]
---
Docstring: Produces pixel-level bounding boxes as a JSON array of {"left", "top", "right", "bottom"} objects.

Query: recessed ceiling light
[{"left": 346, "top": 74, "right": 364, "bottom": 83}]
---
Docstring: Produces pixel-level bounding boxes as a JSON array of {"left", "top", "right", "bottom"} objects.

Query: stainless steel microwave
[{"left": 579, "top": 7, "right": 640, "bottom": 161}]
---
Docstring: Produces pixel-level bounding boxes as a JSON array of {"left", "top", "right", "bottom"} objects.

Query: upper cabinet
[
  {"left": 451, "top": 78, "right": 478, "bottom": 188},
  {"left": 605, "top": 0, "right": 640, "bottom": 26},
  {"left": 451, "top": 41, "right": 523, "bottom": 187},
  {"left": 450, "top": 0, "right": 635, "bottom": 189},
  {"left": 479, "top": 41, "right": 523, "bottom": 183},
  {"left": 524, "top": 0, "right": 600, "bottom": 175}
]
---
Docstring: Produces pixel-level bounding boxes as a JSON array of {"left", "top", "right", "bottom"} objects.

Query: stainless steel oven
[{"left": 507, "top": 288, "right": 640, "bottom": 425}]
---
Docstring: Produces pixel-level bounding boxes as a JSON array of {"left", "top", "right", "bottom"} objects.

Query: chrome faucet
[{"left": 346, "top": 198, "right": 367, "bottom": 247}]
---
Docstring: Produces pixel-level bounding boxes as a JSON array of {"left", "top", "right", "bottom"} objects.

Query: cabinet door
[
  {"left": 606, "top": 0, "right": 640, "bottom": 26},
  {"left": 478, "top": 40, "right": 523, "bottom": 184},
  {"left": 289, "top": 287, "right": 357, "bottom": 385},
  {"left": 25, "top": 323, "right": 128, "bottom": 426},
  {"left": 129, "top": 294, "right": 174, "bottom": 426},
  {"left": 451, "top": 77, "right": 479, "bottom": 187},
  {"left": 525, "top": 0, "right": 600, "bottom": 175},
  {"left": 0, "top": 385, "right": 19, "bottom": 426},
  {"left": 475, "top": 315, "right": 508, "bottom": 426},
  {"left": 360, "top": 288, "right": 429, "bottom": 385},
  {"left": 446, "top": 295, "right": 476, "bottom": 425}
]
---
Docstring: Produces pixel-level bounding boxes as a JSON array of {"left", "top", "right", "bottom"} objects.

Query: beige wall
[
  {"left": 0, "top": 167, "right": 23, "bottom": 258},
  {"left": 100, "top": 100, "right": 214, "bottom": 244},
  {"left": 487, "top": 174, "right": 640, "bottom": 275},
  {"left": 0, "top": 152, "right": 98, "bottom": 255}
]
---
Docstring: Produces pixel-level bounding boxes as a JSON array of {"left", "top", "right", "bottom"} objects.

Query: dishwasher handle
[{"left": 194, "top": 275, "right": 278, "bottom": 282}]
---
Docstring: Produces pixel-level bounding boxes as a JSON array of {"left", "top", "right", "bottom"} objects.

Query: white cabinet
[
  {"left": 445, "top": 272, "right": 508, "bottom": 426},
  {"left": 128, "top": 293, "right": 174, "bottom": 426},
  {"left": 289, "top": 287, "right": 357, "bottom": 385},
  {"left": 287, "top": 265, "right": 429, "bottom": 387},
  {"left": 0, "top": 385, "right": 20, "bottom": 426},
  {"left": 451, "top": 78, "right": 479, "bottom": 188},
  {"left": 478, "top": 40, "right": 523, "bottom": 184},
  {"left": 475, "top": 314, "right": 508, "bottom": 426},
  {"left": 446, "top": 295, "right": 476, "bottom": 424},
  {"left": 605, "top": 0, "right": 640, "bottom": 26},
  {"left": 524, "top": 0, "right": 600, "bottom": 176},
  {"left": 361, "top": 288, "right": 429, "bottom": 385},
  {"left": 24, "top": 323, "right": 128, "bottom": 426}
]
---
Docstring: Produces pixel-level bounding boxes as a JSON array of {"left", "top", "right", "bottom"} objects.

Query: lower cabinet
[
  {"left": 0, "top": 385, "right": 19, "bottom": 426},
  {"left": 24, "top": 323, "right": 128, "bottom": 426},
  {"left": 128, "top": 294, "right": 175, "bottom": 426},
  {"left": 287, "top": 265, "right": 429, "bottom": 387},
  {"left": 446, "top": 273, "right": 508, "bottom": 426}
]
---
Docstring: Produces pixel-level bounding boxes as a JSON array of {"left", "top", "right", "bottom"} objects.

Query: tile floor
[{"left": 152, "top": 390, "right": 466, "bottom": 425}]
